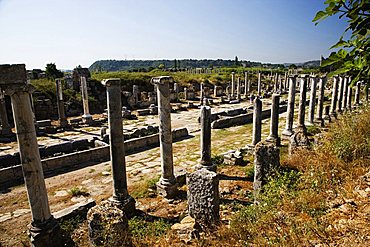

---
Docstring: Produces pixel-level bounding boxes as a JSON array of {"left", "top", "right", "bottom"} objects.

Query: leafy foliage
[
  {"left": 45, "top": 63, "right": 64, "bottom": 79},
  {"left": 313, "top": 0, "right": 370, "bottom": 83}
]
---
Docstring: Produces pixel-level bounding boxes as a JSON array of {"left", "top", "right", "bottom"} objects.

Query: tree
[
  {"left": 45, "top": 63, "right": 63, "bottom": 79},
  {"left": 235, "top": 56, "right": 239, "bottom": 66},
  {"left": 313, "top": 0, "right": 369, "bottom": 83}
]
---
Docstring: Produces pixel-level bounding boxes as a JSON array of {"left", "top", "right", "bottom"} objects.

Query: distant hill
[
  {"left": 89, "top": 59, "right": 284, "bottom": 72},
  {"left": 89, "top": 59, "right": 320, "bottom": 72},
  {"left": 284, "top": 60, "right": 320, "bottom": 69}
]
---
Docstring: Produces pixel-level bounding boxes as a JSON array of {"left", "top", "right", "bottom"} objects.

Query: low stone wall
[
  {"left": 0, "top": 128, "right": 189, "bottom": 186},
  {"left": 211, "top": 105, "right": 287, "bottom": 129}
]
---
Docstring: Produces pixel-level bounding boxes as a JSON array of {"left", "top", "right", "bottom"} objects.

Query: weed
[
  {"left": 129, "top": 217, "right": 171, "bottom": 239},
  {"left": 130, "top": 176, "right": 160, "bottom": 199},
  {"left": 68, "top": 187, "right": 90, "bottom": 197}
]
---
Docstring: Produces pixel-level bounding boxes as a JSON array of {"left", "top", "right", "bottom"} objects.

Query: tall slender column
[
  {"left": 354, "top": 81, "right": 361, "bottom": 106},
  {"left": 102, "top": 78, "right": 135, "bottom": 214},
  {"left": 316, "top": 76, "right": 326, "bottom": 126},
  {"left": 347, "top": 85, "right": 353, "bottom": 111},
  {"left": 274, "top": 73, "right": 278, "bottom": 93},
  {"left": 80, "top": 76, "right": 93, "bottom": 123},
  {"left": 342, "top": 76, "right": 349, "bottom": 111},
  {"left": 244, "top": 71, "right": 249, "bottom": 97},
  {"left": 236, "top": 77, "right": 241, "bottom": 100},
  {"left": 266, "top": 94, "right": 280, "bottom": 146},
  {"left": 282, "top": 76, "right": 297, "bottom": 137},
  {"left": 0, "top": 90, "right": 12, "bottom": 135},
  {"left": 0, "top": 64, "right": 60, "bottom": 247},
  {"left": 55, "top": 79, "right": 68, "bottom": 128},
  {"left": 296, "top": 75, "right": 308, "bottom": 132},
  {"left": 151, "top": 76, "right": 178, "bottom": 199},
  {"left": 307, "top": 76, "right": 318, "bottom": 125},
  {"left": 251, "top": 97, "right": 262, "bottom": 145},
  {"left": 330, "top": 76, "right": 339, "bottom": 118},
  {"left": 231, "top": 72, "right": 235, "bottom": 98},
  {"left": 200, "top": 106, "right": 215, "bottom": 171},
  {"left": 337, "top": 76, "right": 344, "bottom": 113},
  {"left": 200, "top": 83, "right": 204, "bottom": 105},
  {"left": 257, "top": 72, "right": 262, "bottom": 97}
]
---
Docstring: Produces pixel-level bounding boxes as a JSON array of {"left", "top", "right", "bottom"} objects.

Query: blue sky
[{"left": 0, "top": 0, "right": 347, "bottom": 69}]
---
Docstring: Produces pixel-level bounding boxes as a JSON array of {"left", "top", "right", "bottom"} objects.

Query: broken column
[
  {"left": 316, "top": 76, "right": 326, "bottom": 126},
  {"left": 307, "top": 76, "right": 317, "bottom": 125},
  {"left": 274, "top": 73, "right": 278, "bottom": 93},
  {"left": 296, "top": 75, "right": 308, "bottom": 133},
  {"left": 101, "top": 78, "right": 135, "bottom": 214},
  {"left": 323, "top": 105, "right": 331, "bottom": 123},
  {"left": 282, "top": 75, "right": 297, "bottom": 137},
  {"left": 266, "top": 94, "right": 280, "bottom": 146},
  {"left": 55, "top": 79, "right": 68, "bottom": 128},
  {"left": 251, "top": 97, "right": 262, "bottom": 146},
  {"left": 0, "top": 90, "right": 12, "bottom": 135},
  {"left": 0, "top": 64, "right": 61, "bottom": 247},
  {"left": 151, "top": 76, "right": 178, "bottom": 198},
  {"left": 254, "top": 142, "right": 280, "bottom": 198},
  {"left": 80, "top": 76, "right": 93, "bottom": 124},
  {"left": 354, "top": 81, "right": 361, "bottom": 106},
  {"left": 174, "top": 82, "right": 180, "bottom": 101},
  {"left": 330, "top": 76, "right": 339, "bottom": 118},
  {"left": 199, "top": 83, "right": 204, "bottom": 105},
  {"left": 337, "top": 76, "right": 344, "bottom": 113},
  {"left": 184, "top": 87, "right": 188, "bottom": 100},
  {"left": 231, "top": 72, "right": 235, "bottom": 98},
  {"left": 132, "top": 85, "right": 140, "bottom": 105},
  {"left": 200, "top": 106, "right": 216, "bottom": 171},
  {"left": 365, "top": 85, "right": 369, "bottom": 102},
  {"left": 236, "top": 77, "right": 241, "bottom": 100},
  {"left": 187, "top": 168, "right": 219, "bottom": 230}
]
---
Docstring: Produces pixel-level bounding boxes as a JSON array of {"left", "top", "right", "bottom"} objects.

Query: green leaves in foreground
[{"left": 313, "top": 0, "right": 369, "bottom": 84}]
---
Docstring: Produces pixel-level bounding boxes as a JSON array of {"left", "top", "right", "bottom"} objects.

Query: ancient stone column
[
  {"left": 274, "top": 73, "right": 278, "bottom": 93},
  {"left": 187, "top": 168, "right": 219, "bottom": 230},
  {"left": 337, "top": 76, "right": 344, "bottom": 113},
  {"left": 236, "top": 77, "right": 241, "bottom": 100},
  {"left": 282, "top": 76, "right": 296, "bottom": 137},
  {"left": 257, "top": 72, "right": 262, "bottom": 97},
  {"left": 151, "top": 76, "right": 177, "bottom": 198},
  {"left": 174, "top": 82, "right": 179, "bottom": 101},
  {"left": 80, "top": 76, "right": 93, "bottom": 124},
  {"left": 0, "top": 64, "right": 61, "bottom": 247},
  {"left": 347, "top": 85, "right": 353, "bottom": 111},
  {"left": 330, "top": 76, "right": 339, "bottom": 118},
  {"left": 254, "top": 142, "right": 280, "bottom": 199},
  {"left": 266, "top": 94, "right": 280, "bottom": 146},
  {"left": 316, "top": 76, "right": 326, "bottom": 126},
  {"left": 244, "top": 71, "right": 249, "bottom": 97},
  {"left": 296, "top": 75, "right": 308, "bottom": 132},
  {"left": 101, "top": 78, "right": 135, "bottom": 214},
  {"left": 0, "top": 90, "right": 12, "bottom": 135},
  {"left": 231, "top": 72, "right": 235, "bottom": 98},
  {"left": 365, "top": 85, "right": 369, "bottom": 102},
  {"left": 251, "top": 97, "right": 262, "bottom": 146},
  {"left": 342, "top": 76, "right": 349, "bottom": 111},
  {"left": 354, "top": 81, "right": 361, "bottom": 106},
  {"left": 307, "top": 76, "right": 318, "bottom": 125},
  {"left": 323, "top": 105, "right": 331, "bottom": 123},
  {"left": 200, "top": 106, "right": 215, "bottom": 171},
  {"left": 200, "top": 83, "right": 204, "bottom": 105},
  {"left": 184, "top": 87, "right": 188, "bottom": 100},
  {"left": 55, "top": 79, "right": 68, "bottom": 128}
]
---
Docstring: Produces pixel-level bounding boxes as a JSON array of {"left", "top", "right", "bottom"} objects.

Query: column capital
[
  {"left": 101, "top": 78, "right": 121, "bottom": 87},
  {"left": 151, "top": 76, "right": 173, "bottom": 85},
  {"left": 4, "top": 84, "right": 35, "bottom": 96},
  {"left": 0, "top": 64, "right": 27, "bottom": 86}
]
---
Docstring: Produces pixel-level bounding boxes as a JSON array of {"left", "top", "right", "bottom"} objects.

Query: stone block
[
  {"left": 187, "top": 169, "right": 219, "bottom": 230},
  {"left": 87, "top": 200, "right": 132, "bottom": 247},
  {"left": 0, "top": 64, "right": 27, "bottom": 85}
]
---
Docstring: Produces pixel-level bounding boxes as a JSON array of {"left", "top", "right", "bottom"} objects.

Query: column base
[
  {"left": 330, "top": 112, "right": 337, "bottom": 119},
  {"left": 195, "top": 162, "right": 217, "bottom": 172},
  {"left": 109, "top": 195, "right": 136, "bottom": 218},
  {"left": 156, "top": 178, "right": 178, "bottom": 199},
  {"left": 82, "top": 114, "right": 93, "bottom": 124},
  {"left": 305, "top": 121, "right": 315, "bottom": 126},
  {"left": 315, "top": 118, "right": 325, "bottom": 127},
  {"left": 59, "top": 119, "right": 69, "bottom": 128},
  {"left": 265, "top": 136, "right": 281, "bottom": 146},
  {"left": 282, "top": 129, "right": 294, "bottom": 137},
  {"left": 28, "top": 216, "right": 63, "bottom": 247}
]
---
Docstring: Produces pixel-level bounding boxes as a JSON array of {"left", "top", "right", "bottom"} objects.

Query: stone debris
[{"left": 223, "top": 150, "right": 244, "bottom": 166}]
